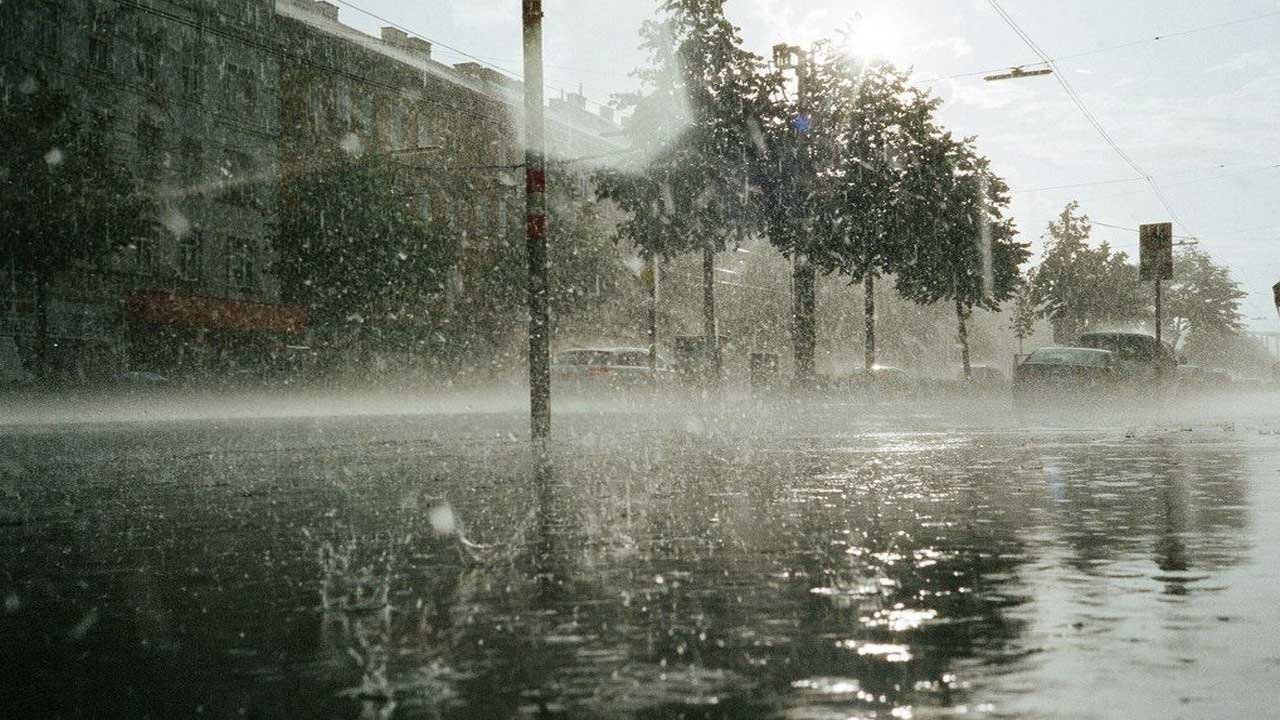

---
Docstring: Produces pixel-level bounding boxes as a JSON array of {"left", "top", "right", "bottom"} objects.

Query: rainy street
[{"left": 3, "top": 397, "right": 1279, "bottom": 719}]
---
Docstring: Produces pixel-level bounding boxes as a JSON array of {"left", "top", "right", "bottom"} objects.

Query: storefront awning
[{"left": 127, "top": 291, "right": 307, "bottom": 335}]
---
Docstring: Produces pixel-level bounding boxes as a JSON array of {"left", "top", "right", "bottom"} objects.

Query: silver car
[{"left": 551, "top": 347, "right": 673, "bottom": 390}]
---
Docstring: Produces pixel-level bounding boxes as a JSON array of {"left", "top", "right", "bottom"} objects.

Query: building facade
[
  {"left": 1, "top": 0, "right": 292, "bottom": 381},
  {"left": 1, "top": 0, "right": 622, "bottom": 383}
]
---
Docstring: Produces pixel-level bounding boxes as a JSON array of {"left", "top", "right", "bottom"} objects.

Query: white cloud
[
  {"left": 914, "top": 35, "right": 973, "bottom": 58},
  {"left": 1204, "top": 49, "right": 1271, "bottom": 74}
]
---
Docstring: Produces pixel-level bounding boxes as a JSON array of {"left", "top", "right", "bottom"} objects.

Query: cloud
[
  {"left": 1204, "top": 49, "right": 1271, "bottom": 74},
  {"left": 914, "top": 35, "right": 973, "bottom": 58}
]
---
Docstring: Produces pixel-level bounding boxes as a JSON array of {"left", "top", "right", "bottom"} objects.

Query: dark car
[
  {"left": 1076, "top": 331, "right": 1176, "bottom": 380},
  {"left": 1013, "top": 347, "right": 1118, "bottom": 401}
]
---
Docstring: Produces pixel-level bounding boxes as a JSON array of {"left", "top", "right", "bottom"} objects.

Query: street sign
[
  {"left": 984, "top": 66, "right": 1053, "bottom": 82},
  {"left": 1139, "top": 223, "right": 1174, "bottom": 281}
]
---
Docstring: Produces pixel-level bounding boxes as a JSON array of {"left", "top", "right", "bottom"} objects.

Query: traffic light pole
[
  {"left": 776, "top": 44, "right": 816, "bottom": 389},
  {"left": 523, "top": 0, "right": 550, "bottom": 441},
  {"left": 1154, "top": 277, "right": 1162, "bottom": 378}
]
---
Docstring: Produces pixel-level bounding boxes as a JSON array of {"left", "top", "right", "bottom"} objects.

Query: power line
[
  {"left": 1011, "top": 158, "right": 1280, "bottom": 194},
  {"left": 113, "top": 0, "right": 504, "bottom": 131},
  {"left": 986, "top": 0, "right": 1195, "bottom": 237},
  {"left": 1091, "top": 220, "right": 1196, "bottom": 241},
  {"left": 331, "top": 0, "right": 616, "bottom": 113},
  {"left": 1012, "top": 176, "right": 1143, "bottom": 194},
  {"left": 917, "top": 7, "right": 1280, "bottom": 84}
]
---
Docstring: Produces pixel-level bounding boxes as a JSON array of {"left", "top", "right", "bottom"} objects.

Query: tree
[
  {"left": 894, "top": 136, "right": 1029, "bottom": 380},
  {"left": 597, "top": 0, "right": 768, "bottom": 385},
  {"left": 1030, "top": 202, "right": 1145, "bottom": 343},
  {"left": 1009, "top": 275, "right": 1037, "bottom": 355},
  {"left": 274, "top": 146, "right": 457, "bottom": 368},
  {"left": 1164, "top": 247, "right": 1245, "bottom": 350},
  {"left": 756, "top": 51, "right": 947, "bottom": 378},
  {"left": 0, "top": 85, "right": 153, "bottom": 379}
]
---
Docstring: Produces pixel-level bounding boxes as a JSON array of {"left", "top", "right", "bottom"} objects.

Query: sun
[{"left": 845, "top": 12, "right": 905, "bottom": 62}]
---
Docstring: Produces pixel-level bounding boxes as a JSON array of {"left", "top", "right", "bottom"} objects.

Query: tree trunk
[
  {"left": 702, "top": 244, "right": 720, "bottom": 386},
  {"left": 646, "top": 253, "right": 658, "bottom": 376},
  {"left": 34, "top": 272, "right": 49, "bottom": 384},
  {"left": 956, "top": 297, "right": 971, "bottom": 382},
  {"left": 791, "top": 253, "right": 816, "bottom": 388},
  {"left": 864, "top": 273, "right": 876, "bottom": 371}
]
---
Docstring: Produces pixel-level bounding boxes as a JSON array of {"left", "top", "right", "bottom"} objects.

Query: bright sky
[{"left": 343, "top": 0, "right": 1280, "bottom": 333}]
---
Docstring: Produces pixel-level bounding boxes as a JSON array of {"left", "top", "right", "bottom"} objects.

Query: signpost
[{"left": 1139, "top": 223, "right": 1174, "bottom": 376}]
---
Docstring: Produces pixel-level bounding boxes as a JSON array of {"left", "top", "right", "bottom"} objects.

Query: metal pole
[
  {"left": 702, "top": 243, "right": 720, "bottom": 386},
  {"left": 791, "top": 48, "right": 816, "bottom": 388},
  {"left": 646, "top": 253, "right": 657, "bottom": 375},
  {"left": 523, "top": 0, "right": 550, "bottom": 440},
  {"left": 1154, "top": 277, "right": 1163, "bottom": 379}
]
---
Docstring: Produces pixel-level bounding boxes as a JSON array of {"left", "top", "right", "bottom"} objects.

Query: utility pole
[
  {"left": 1139, "top": 222, "right": 1174, "bottom": 381},
  {"left": 702, "top": 241, "right": 721, "bottom": 386},
  {"left": 645, "top": 253, "right": 658, "bottom": 375},
  {"left": 523, "top": 0, "right": 550, "bottom": 440},
  {"left": 774, "top": 43, "right": 816, "bottom": 389}
]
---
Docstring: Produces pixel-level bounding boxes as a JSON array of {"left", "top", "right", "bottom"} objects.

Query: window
[
  {"left": 226, "top": 237, "right": 255, "bottom": 292},
  {"left": 179, "top": 138, "right": 201, "bottom": 177},
  {"left": 181, "top": 39, "right": 202, "bottom": 97},
  {"left": 88, "top": 10, "right": 113, "bottom": 73},
  {"left": 225, "top": 62, "right": 257, "bottom": 112},
  {"left": 34, "top": 2, "right": 60, "bottom": 59},
  {"left": 415, "top": 193, "right": 431, "bottom": 223},
  {"left": 134, "top": 31, "right": 161, "bottom": 86},
  {"left": 178, "top": 232, "right": 203, "bottom": 282},
  {"left": 0, "top": 261, "right": 36, "bottom": 335},
  {"left": 222, "top": 150, "right": 254, "bottom": 207},
  {"left": 137, "top": 120, "right": 162, "bottom": 178},
  {"left": 134, "top": 237, "right": 158, "bottom": 274},
  {"left": 415, "top": 110, "right": 434, "bottom": 148}
]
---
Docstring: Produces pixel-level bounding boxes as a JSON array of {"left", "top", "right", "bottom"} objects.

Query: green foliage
[
  {"left": 1029, "top": 202, "right": 1146, "bottom": 342},
  {"left": 274, "top": 147, "right": 457, "bottom": 354},
  {"left": 0, "top": 86, "right": 152, "bottom": 278},
  {"left": 893, "top": 135, "right": 1028, "bottom": 312},
  {"left": 595, "top": 0, "right": 768, "bottom": 259},
  {"left": 1164, "top": 247, "right": 1245, "bottom": 348},
  {"left": 759, "top": 54, "right": 943, "bottom": 282},
  {"left": 1009, "top": 277, "right": 1037, "bottom": 348}
]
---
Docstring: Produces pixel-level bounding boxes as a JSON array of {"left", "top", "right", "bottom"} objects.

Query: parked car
[
  {"left": 838, "top": 364, "right": 913, "bottom": 390},
  {"left": 1173, "top": 364, "right": 1231, "bottom": 389},
  {"left": 551, "top": 347, "right": 673, "bottom": 390},
  {"left": 961, "top": 364, "right": 1006, "bottom": 384},
  {"left": 1076, "top": 331, "right": 1176, "bottom": 380},
  {"left": 1013, "top": 347, "right": 1118, "bottom": 401}
]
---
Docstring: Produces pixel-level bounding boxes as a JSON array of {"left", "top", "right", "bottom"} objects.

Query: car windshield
[
  {"left": 1078, "top": 333, "right": 1169, "bottom": 362},
  {"left": 1025, "top": 348, "right": 1112, "bottom": 367}
]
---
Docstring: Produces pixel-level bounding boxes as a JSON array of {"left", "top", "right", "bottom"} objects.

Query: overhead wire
[
  {"left": 986, "top": 0, "right": 1196, "bottom": 237},
  {"left": 331, "top": 0, "right": 617, "bottom": 113},
  {"left": 916, "top": 7, "right": 1280, "bottom": 84}
]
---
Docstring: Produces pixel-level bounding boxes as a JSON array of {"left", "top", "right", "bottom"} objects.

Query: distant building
[
  {"left": 0, "top": 0, "right": 623, "bottom": 383},
  {"left": 272, "top": 0, "right": 624, "bottom": 362},
  {"left": 0, "top": 0, "right": 296, "bottom": 381}
]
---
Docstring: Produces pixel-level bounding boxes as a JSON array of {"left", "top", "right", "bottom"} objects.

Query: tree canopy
[{"left": 0, "top": 86, "right": 153, "bottom": 280}]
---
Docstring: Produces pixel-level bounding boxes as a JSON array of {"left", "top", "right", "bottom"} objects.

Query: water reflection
[{"left": 0, "top": 411, "right": 1270, "bottom": 718}]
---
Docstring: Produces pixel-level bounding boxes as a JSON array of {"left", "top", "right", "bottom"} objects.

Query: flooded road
[{"left": 2, "top": 400, "right": 1279, "bottom": 718}]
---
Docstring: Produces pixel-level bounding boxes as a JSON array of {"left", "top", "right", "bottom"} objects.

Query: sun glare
[{"left": 846, "top": 13, "right": 904, "bottom": 61}]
